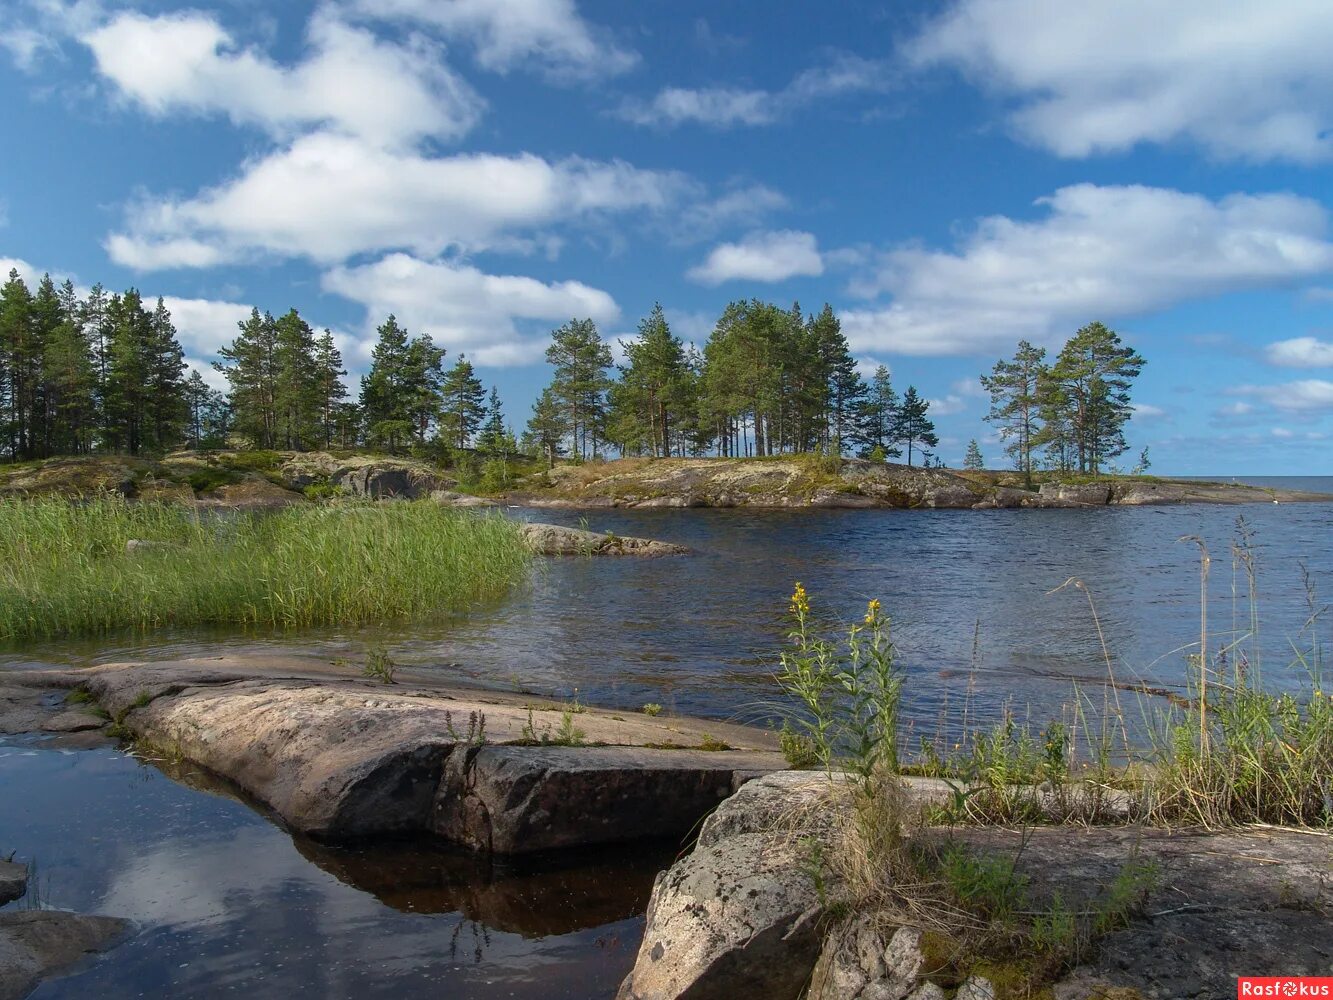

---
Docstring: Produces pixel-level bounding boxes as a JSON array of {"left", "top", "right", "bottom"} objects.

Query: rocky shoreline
[
  {"left": 506, "top": 457, "right": 1332, "bottom": 511},
  {"left": 4, "top": 452, "right": 1327, "bottom": 513},
  {"left": 5, "top": 661, "right": 1332, "bottom": 998},
  {"left": 618, "top": 771, "right": 1333, "bottom": 1000}
]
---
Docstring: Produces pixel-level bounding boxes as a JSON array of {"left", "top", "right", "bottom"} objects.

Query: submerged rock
[
  {"left": 0, "top": 911, "right": 129, "bottom": 1000},
  {"left": 518, "top": 522, "right": 689, "bottom": 556}
]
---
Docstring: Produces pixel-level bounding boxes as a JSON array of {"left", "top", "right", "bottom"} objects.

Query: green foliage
[
  {"left": 362, "top": 647, "right": 397, "bottom": 684},
  {"left": 963, "top": 439, "right": 984, "bottom": 471},
  {"left": 697, "top": 734, "right": 732, "bottom": 751},
  {"left": 639, "top": 702, "right": 663, "bottom": 717},
  {"left": 517, "top": 707, "right": 587, "bottom": 746},
  {"left": 302, "top": 482, "right": 345, "bottom": 502},
  {"left": 894, "top": 386, "right": 938, "bottom": 467},
  {"left": 779, "top": 721, "right": 821, "bottom": 768},
  {"left": 776, "top": 584, "right": 903, "bottom": 789},
  {"left": 184, "top": 467, "right": 241, "bottom": 493},
  {"left": 444, "top": 709, "right": 488, "bottom": 746},
  {"left": 0, "top": 495, "right": 530, "bottom": 641}
]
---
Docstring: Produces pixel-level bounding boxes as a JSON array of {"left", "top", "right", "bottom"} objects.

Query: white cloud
[
  {"left": 351, "top": 0, "right": 636, "bottom": 80},
  {"left": 687, "top": 230, "right": 824, "bottom": 285},
  {"left": 322, "top": 252, "right": 621, "bottom": 367},
  {"left": 160, "top": 296, "right": 252, "bottom": 358},
  {"left": 106, "top": 133, "right": 689, "bottom": 269},
  {"left": 840, "top": 184, "right": 1333, "bottom": 356},
  {"left": 909, "top": 0, "right": 1333, "bottom": 163},
  {"left": 1265, "top": 336, "right": 1333, "bottom": 367},
  {"left": 1131, "top": 402, "right": 1168, "bottom": 419},
  {"left": 620, "top": 53, "right": 890, "bottom": 128},
  {"left": 927, "top": 395, "right": 968, "bottom": 416},
  {"left": 82, "top": 8, "right": 481, "bottom": 147},
  {"left": 1233, "top": 379, "right": 1333, "bottom": 413}
]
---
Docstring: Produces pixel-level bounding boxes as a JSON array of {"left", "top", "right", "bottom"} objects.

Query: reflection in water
[{"left": 1, "top": 744, "right": 665, "bottom": 999}]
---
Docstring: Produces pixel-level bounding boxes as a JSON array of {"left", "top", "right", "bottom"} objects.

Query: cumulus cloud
[
  {"left": 1265, "top": 336, "right": 1333, "bottom": 367},
  {"left": 351, "top": 0, "right": 636, "bottom": 80},
  {"left": 159, "top": 296, "right": 253, "bottom": 358},
  {"left": 840, "top": 184, "right": 1333, "bottom": 356},
  {"left": 908, "top": 0, "right": 1333, "bottom": 162},
  {"left": 1131, "top": 403, "right": 1168, "bottom": 420},
  {"left": 82, "top": 8, "right": 481, "bottom": 147},
  {"left": 106, "top": 133, "right": 690, "bottom": 269},
  {"left": 620, "top": 53, "right": 890, "bottom": 128},
  {"left": 322, "top": 252, "right": 621, "bottom": 367},
  {"left": 1232, "top": 379, "right": 1333, "bottom": 413},
  {"left": 687, "top": 230, "right": 824, "bottom": 285}
]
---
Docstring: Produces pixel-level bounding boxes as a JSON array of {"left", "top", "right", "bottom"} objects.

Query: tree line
[
  {"left": 0, "top": 268, "right": 201, "bottom": 460},
  {"left": 526, "top": 301, "right": 942, "bottom": 466},
  {"left": 1, "top": 266, "right": 1144, "bottom": 476}
]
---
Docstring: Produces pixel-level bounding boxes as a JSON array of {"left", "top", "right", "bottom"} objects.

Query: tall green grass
[{"left": 0, "top": 495, "right": 531, "bottom": 641}]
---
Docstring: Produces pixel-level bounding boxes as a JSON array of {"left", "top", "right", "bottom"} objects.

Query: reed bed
[{"left": 0, "top": 494, "right": 531, "bottom": 641}]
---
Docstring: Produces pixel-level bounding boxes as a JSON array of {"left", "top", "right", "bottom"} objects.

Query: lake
[{"left": 4, "top": 484, "right": 1332, "bottom": 998}]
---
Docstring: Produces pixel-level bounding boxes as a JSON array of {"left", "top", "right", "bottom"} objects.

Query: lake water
[{"left": 4, "top": 482, "right": 1333, "bottom": 998}]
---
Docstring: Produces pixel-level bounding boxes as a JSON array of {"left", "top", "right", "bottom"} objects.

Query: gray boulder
[
  {"left": 1109, "top": 482, "right": 1184, "bottom": 506},
  {"left": 616, "top": 831, "right": 824, "bottom": 1000},
  {"left": 435, "top": 745, "right": 773, "bottom": 854},
  {"left": 518, "top": 522, "right": 688, "bottom": 557},
  {"left": 809, "top": 922, "right": 934, "bottom": 1000},
  {"left": 0, "top": 911, "right": 129, "bottom": 1000},
  {"left": 334, "top": 465, "right": 441, "bottom": 499},
  {"left": 618, "top": 771, "right": 837, "bottom": 1000},
  {"left": 1036, "top": 482, "right": 1111, "bottom": 506},
  {"left": 0, "top": 862, "right": 26, "bottom": 906}
]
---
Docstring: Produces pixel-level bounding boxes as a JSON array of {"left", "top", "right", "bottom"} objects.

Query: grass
[
  {"left": 776, "top": 529, "right": 1330, "bottom": 995},
  {"left": 0, "top": 494, "right": 531, "bottom": 641}
]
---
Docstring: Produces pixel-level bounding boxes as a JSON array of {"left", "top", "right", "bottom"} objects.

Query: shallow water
[
  {"left": 4, "top": 486, "right": 1333, "bottom": 998},
  {"left": 0, "top": 741, "right": 669, "bottom": 999}
]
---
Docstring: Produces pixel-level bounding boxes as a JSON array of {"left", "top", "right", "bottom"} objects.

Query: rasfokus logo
[{"left": 1238, "top": 978, "right": 1333, "bottom": 997}]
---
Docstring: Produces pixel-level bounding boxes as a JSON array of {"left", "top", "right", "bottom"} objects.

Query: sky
[{"left": 2, "top": 0, "right": 1333, "bottom": 474}]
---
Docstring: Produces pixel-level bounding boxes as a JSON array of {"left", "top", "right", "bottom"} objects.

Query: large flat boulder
[
  {"left": 334, "top": 464, "right": 442, "bottom": 499},
  {"left": 0, "top": 912, "right": 129, "bottom": 1000},
  {"left": 519, "top": 522, "right": 688, "bottom": 556},
  {"left": 59, "top": 657, "right": 781, "bottom": 852}
]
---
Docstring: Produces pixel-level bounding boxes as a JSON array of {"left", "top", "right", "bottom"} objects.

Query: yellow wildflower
[
  {"left": 864, "top": 598, "right": 881, "bottom": 624},
  {"left": 790, "top": 582, "right": 810, "bottom": 616}
]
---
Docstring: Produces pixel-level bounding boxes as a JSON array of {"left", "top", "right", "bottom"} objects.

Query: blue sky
[{"left": 2, "top": 1, "right": 1333, "bottom": 473}]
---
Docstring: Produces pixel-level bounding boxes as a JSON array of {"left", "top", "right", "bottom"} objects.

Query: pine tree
[
  {"left": 525, "top": 386, "right": 569, "bottom": 468},
  {"left": 1044, "top": 322, "right": 1145, "bottom": 474},
  {"left": 184, "top": 371, "right": 231, "bottom": 449},
  {"left": 439, "top": 354, "right": 486, "bottom": 451},
  {"left": 854, "top": 365, "right": 902, "bottom": 458},
  {"left": 476, "top": 385, "right": 507, "bottom": 456},
  {"left": 893, "top": 386, "right": 938, "bottom": 466},
  {"left": 811, "top": 304, "right": 864, "bottom": 454},
  {"left": 0, "top": 270, "right": 38, "bottom": 459},
  {"left": 980, "top": 340, "right": 1047, "bottom": 487},
  {"left": 545, "top": 318, "right": 613, "bottom": 460},
  {"left": 217, "top": 310, "right": 279, "bottom": 449},
  {"left": 271, "top": 309, "right": 323, "bottom": 450},
  {"left": 102, "top": 291, "right": 156, "bottom": 454},
  {"left": 42, "top": 280, "right": 97, "bottom": 455},
  {"left": 612, "top": 304, "right": 690, "bottom": 457},
  {"left": 359, "top": 315, "right": 415, "bottom": 451},
  {"left": 144, "top": 297, "right": 188, "bottom": 451},
  {"left": 963, "top": 439, "right": 984, "bottom": 471},
  {"left": 312, "top": 330, "right": 347, "bottom": 449}
]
